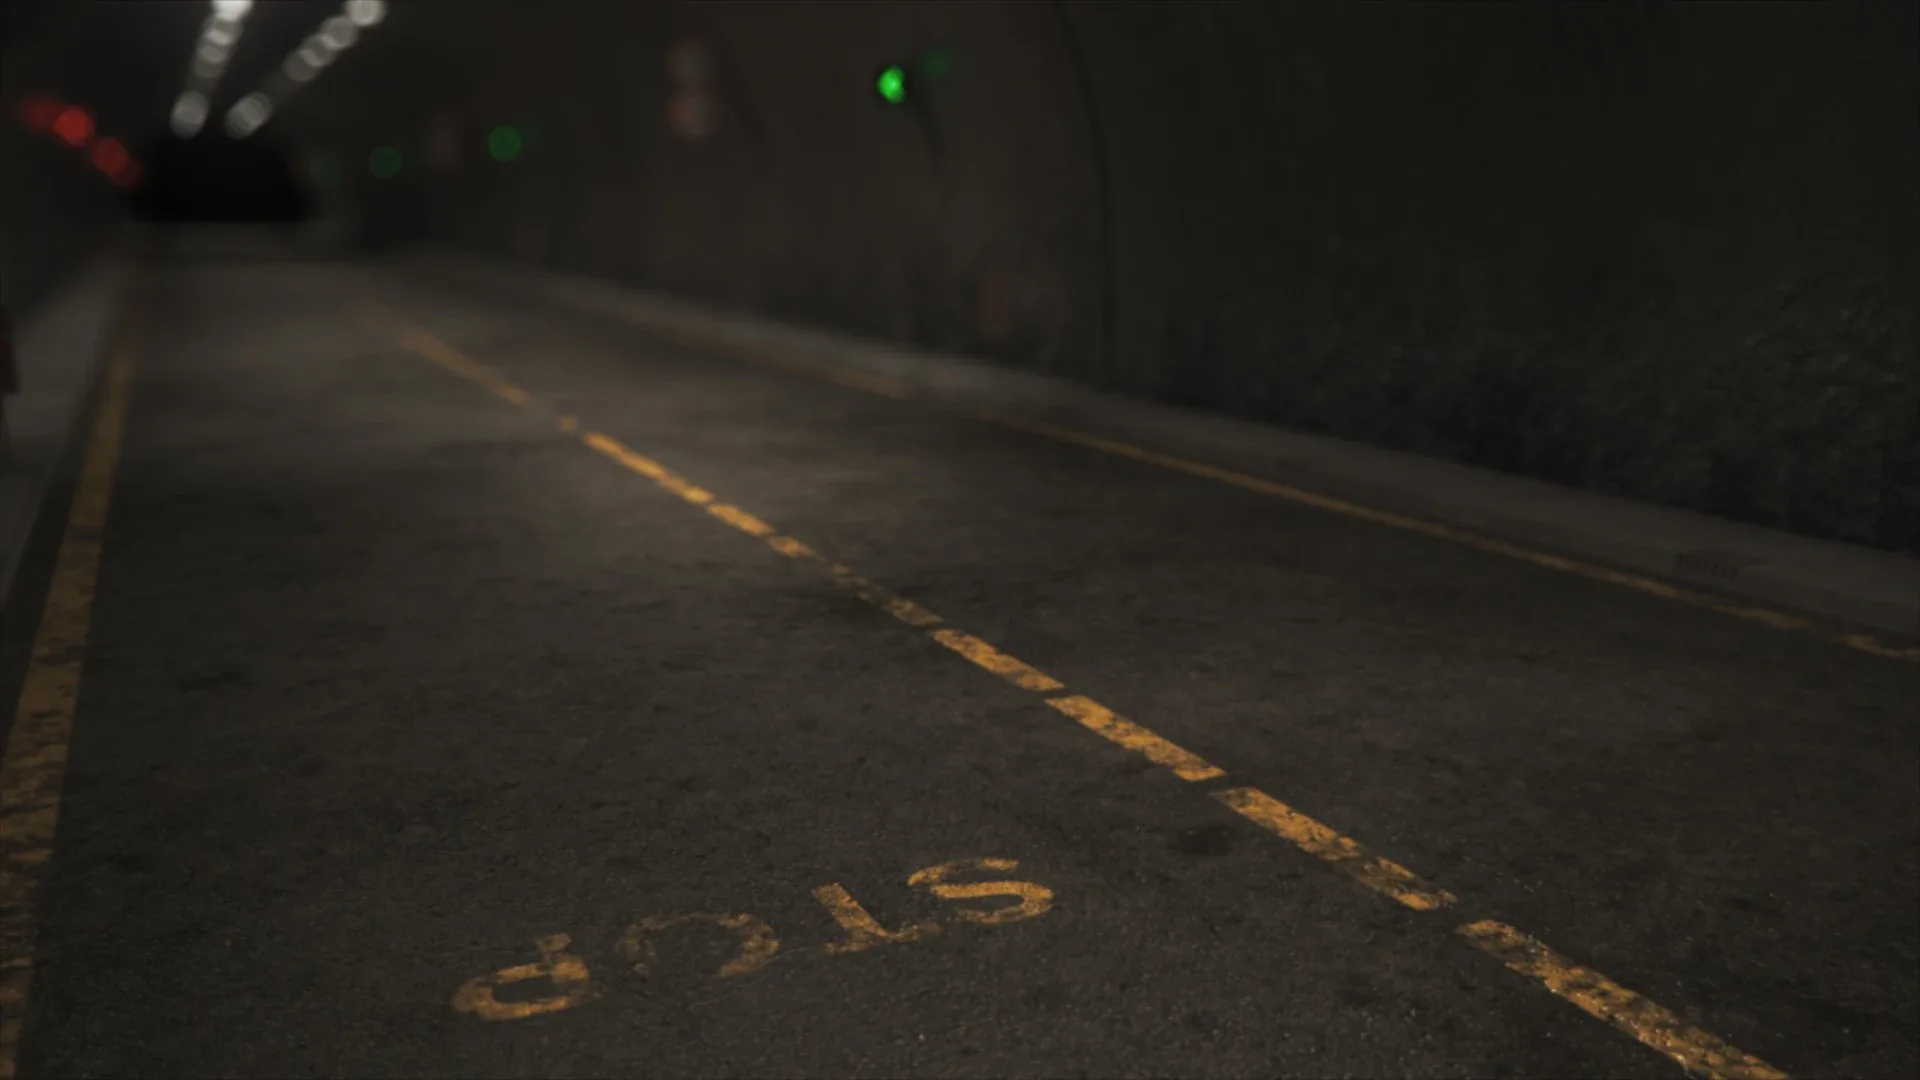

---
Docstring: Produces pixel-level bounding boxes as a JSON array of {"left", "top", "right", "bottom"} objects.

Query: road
[{"left": 3, "top": 251, "right": 1915, "bottom": 1079}]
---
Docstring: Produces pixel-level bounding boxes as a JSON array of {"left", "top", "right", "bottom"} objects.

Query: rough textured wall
[{"left": 1079, "top": 1, "right": 1919, "bottom": 552}]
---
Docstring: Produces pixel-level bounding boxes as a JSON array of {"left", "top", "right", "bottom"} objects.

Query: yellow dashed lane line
[
  {"left": 390, "top": 320, "right": 1789, "bottom": 1080},
  {"left": 0, "top": 328, "right": 140, "bottom": 1080},
  {"left": 1459, "top": 921, "right": 1788, "bottom": 1080}
]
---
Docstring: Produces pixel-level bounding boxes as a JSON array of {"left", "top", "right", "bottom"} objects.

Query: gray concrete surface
[
  {"left": 403, "top": 250, "right": 1920, "bottom": 638},
  {"left": 7, "top": 247, "right": 1916, "bottom": 1078}
]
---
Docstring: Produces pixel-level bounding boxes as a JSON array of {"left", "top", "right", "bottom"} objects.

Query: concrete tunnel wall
[
  {"left": 0, "top": 128, "right": 125, "bottom": 317},
  {"left": 10, "top": 1, "right": 1920, "bottom": 555},
  {"left": 1, "top": 0, "right": 157, "bottom": 314}
]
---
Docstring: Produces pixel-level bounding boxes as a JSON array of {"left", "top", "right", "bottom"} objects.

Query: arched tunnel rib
[{"left": 0, "top": 2, "right": 1916, "bottom": 1078}]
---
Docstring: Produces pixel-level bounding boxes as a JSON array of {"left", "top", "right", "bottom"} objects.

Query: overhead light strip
[
  {"left": 170, "top": 0, "right": 256, "bottom": 138},
  {"left": 225, "top": 0, "right": 387, "bottom": 139}
]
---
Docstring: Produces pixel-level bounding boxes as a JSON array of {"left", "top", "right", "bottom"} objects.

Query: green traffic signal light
[
  {"left": 876, "top": 65, "right": 907, "bottom": 105},
  {"left": 488, "top": 125, "right": 523, "bottom": 162},
  {"left": 312, "top": 152, "right": 343, "bottom": 189},
  {"left": 368, "top": 144, "right": 402, "bottom": 179}
]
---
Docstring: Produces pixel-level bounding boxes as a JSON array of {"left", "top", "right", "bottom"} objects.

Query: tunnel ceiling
[{"left": 3, "top": 1, "right": 335, "bottom": 151}]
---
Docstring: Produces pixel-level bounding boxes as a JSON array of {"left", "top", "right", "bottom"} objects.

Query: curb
[
  {"left": 0, "top": 256, "right": 136, "bottom": 613},
  {"left": 401, "top": 251, "right": 1920, "bottom": 640}
]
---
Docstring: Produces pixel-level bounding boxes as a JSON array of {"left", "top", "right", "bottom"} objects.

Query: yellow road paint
[
  {"left": 661, "top": 478, "right": 714, "bottom": 505},
  {"left": 826, "top": 564, "right": 945, "bottom": 628},
  {"left": 1458, "top": 921, "right": 1787, "bottom": 1080},
  {"left": 451, "top": 933, "right": 598, "bottom": 1021},
  {"left": 766, "top": 535, "right": 816, "bottom": 560},
  {"left": 1838, "top": 633, "right": 1920, "bottom": 662},
  {"left": 709, "top": 503, "right": 775, "bottom": 537},
  {"left": 578, "top": 429, "right": 714, "bottom": 505},
  {"left": 813, "top": 883, "right": 940, "bottom": 954},
  {"left": 618, "top": 913, "right": 780, "bottom": 979},
  {"left": 908, "top": 858, "right": 1054, "bottom": 925},
  {"left": 1212, "top": 788, "right": 1457, "bottom": 911},
  {"left": 402, "top": 328, "right": 529, "bottom": 405},
  {"left": 764, "top": 535, "right": 945, "bottom": 627},
  {"left": 399, "top": 318, "right": 1784, "bottom": 1076},
  {"left": 983, "top": 414, "right": 1915, "bottom": 664},
  {"left": 930, "top": 629, "right": 1065, "bottom": 692},
  {"left": 455, "top": 859, "right": 1056, "bottom": 1017},
  {"left": 0, "top": 329, "right": 138, "bottom": 1080},
  {"left": 1046, "top": 695, "right": 1225, "bottom": 782},
  {"left": 581, "top": 431, "right": 667, "bottom": 481}
]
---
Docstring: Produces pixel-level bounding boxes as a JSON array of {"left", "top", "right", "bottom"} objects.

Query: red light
[
  {"left": 111, "top": 159, "right": 144, "bottom": 190},
  {"left": 89, "top": 137, "right": 129, "bottom": 175},
  {"left": 52, "top": 106, "right": 93, "bottom": 147},
  {"left": 19, "top": 96, "right": 64, "bottom": 133}
]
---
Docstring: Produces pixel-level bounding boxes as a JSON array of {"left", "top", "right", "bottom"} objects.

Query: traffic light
[
  {"left": 488, "top": 125, "right": 523, "bottom": 163},
  {"left": 875, "top": 65, "right": 909, "bottom": 106},
  {"left": 873, "top": 50, "right": 953, "bottom": 107},
  {"left": 368, "top": 144, "right": 402, "bottom": 179}
]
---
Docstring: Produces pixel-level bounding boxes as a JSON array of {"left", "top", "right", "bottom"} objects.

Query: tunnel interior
[
  {"left": 128, "top": 134, "right": 312, "bottom": 222},
  {"left": 0, "top": 5, "right": 1917, "bottom": 1080},
  {"left": 1, "top": 0, "right": 1916, "bottom": 550}
]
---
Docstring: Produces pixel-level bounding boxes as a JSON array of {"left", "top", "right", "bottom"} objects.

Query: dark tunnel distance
[{"left": 128, "top": 135, "right": 311, "bottom": 223}]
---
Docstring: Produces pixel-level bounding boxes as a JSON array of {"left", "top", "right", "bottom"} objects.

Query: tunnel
[{"left": 1, "top": 2, "right": 1917, "bottom": 1077}]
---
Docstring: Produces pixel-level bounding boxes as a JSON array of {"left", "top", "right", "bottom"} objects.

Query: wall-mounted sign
[
  {"left": 666, "top": 92, "right": 718, "bottom": 143},
  {"left": 980, "top": 272, "right": 1014, "bottom": 340},
  {"left": 427, "top": 113, "right": 460, "bottom": 170},
  {"left": 665, "top": 35, "right": 720, "bottom": 143}
]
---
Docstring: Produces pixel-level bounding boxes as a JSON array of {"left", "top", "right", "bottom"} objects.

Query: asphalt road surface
[{"left": 3, "top": 251, "right": 1915, "bottom": 1079}]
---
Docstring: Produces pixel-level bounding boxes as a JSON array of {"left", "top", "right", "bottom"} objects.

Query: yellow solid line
[
  {"left": 1458, "top": 920, "right": 1787, "bottom": 1080},
  {"left": 930, "top": 629, "right": 1065, "bottom": 692},
  {"left": 1046, "top": 695, "right": 1225, "bottom": 782},
  {"left": 1212, "top": 787, "right": 1456, "bottom": 911},
  {"left": 662, "top": 321, "right": 1909, "bottom": 666},
  {"left": 983, "top": 413, "right": 1915, "bottom": 664},
  {"left": 0, "top": 331, "right": 140, "bottom": 1080}
]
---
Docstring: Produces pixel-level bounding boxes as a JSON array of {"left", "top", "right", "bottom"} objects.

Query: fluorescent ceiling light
[
  {"left": 320, "top": 16, "right": 359, "bottom": 50},
  {"left": 225, "top": 0, "right": 387, "bottom": 140},
  {"left": 170, "top": 90, "right": 210, "bottom": 136},
  {"left": 345, "top": 0, "right": 386, "bottom": 28},
  {"left": 174, "top": 0, "right": 257, "bottom": 137}
]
